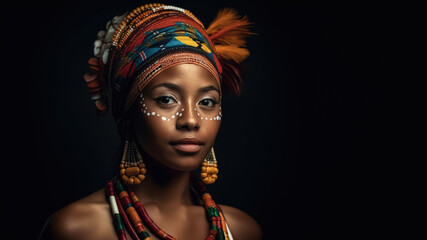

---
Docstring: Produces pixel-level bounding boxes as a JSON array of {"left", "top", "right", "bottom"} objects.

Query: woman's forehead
[{"left": 145, "top": 63, "right": 220, "bottom": 91}]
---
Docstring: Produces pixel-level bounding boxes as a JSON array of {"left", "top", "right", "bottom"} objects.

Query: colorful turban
[{"left": 84, "top": 3, "right": 252, "bottom": 123}]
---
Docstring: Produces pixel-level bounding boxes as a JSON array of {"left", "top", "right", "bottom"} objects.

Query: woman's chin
[
  {"left": 169, "top": 161, "right": 202, "bottom": 172},
  {"left": 163, "top": 159, "right": 203, "bottom": 172}
]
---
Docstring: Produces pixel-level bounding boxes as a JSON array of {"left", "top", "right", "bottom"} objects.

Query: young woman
[{"left": 42, "top": 3, "right": 262, "bottom": 240}]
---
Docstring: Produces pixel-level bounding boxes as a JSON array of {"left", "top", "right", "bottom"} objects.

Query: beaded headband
[{"left": 84, "top": 3, "right": 253, "bottom": 123}]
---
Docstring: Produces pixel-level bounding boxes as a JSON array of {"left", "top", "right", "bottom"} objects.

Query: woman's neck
[{"left": 128, "top": 158, "right": 195, "bottom": 208}]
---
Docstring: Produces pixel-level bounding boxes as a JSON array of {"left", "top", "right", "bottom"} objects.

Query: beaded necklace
[{"left": 106, "top": 174, "right": 230, "bottom": 240}]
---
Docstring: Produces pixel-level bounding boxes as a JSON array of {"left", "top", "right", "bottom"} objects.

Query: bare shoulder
[
  {"left": 41, "top": 188, "right": 115, "bottom": 240},
  {"left": 219, "top": 204, "right": 262, "bottom": 240}
]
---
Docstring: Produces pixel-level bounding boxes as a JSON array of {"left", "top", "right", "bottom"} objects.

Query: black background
[{"left": 1, "top": 0, "right": 398, "bottom": 239}]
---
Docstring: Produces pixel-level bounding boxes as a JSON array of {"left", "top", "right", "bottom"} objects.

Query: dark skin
[{"left": 42, "top": 64, "right": 262, "bottom": 240}]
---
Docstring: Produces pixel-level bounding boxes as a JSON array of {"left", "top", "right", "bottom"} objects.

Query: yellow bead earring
[
  {"left": 201, "top": 147, "right": 219, "bottom": 184},
  {"left": 119, "top": 140, "right": 147, "bottom": 185}
]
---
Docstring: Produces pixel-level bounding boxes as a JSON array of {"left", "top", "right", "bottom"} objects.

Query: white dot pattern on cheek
[
  {"left": 193, "top": 106, "right": 222, "bottom": 121},
  {"left": 139, "top": 93, "right": 222, "bottom": 121}
]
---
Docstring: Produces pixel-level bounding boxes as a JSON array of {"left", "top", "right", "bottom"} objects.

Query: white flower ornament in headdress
[{"left": 94, "top": 14, "right": 125, "bottom": 65}]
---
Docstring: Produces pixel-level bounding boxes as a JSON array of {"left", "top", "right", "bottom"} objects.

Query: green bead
[
  {"left": 207, "top": 207, "right": 214, "bottom": 217},
  {"left": 217, "top": 229, "right": 225, "bottom": 239},
  {"left": 113, "top": 214, "right": 124, "bottom": 232},
  {"left": 211, "top": 224, "right": 218, "bottom": 231},
  {"left": 114, "top": 179, "right": 125, "bottom": 193},
  {"left": 208, "top": 207, "right": 220, "bottom": 217},
  {"left": 215, "top": 209, "right": 220, "bottom": 217},
  {"left": 139, "top": 231, "right": 150, "bottom": 239}
]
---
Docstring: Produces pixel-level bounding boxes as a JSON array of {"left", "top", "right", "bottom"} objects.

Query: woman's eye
[
  {"left": 199, "top": 98, "right": 216, "bottom": 107},
  {"left": 155, "top": 96, "right": 176, "bottom": 105}
]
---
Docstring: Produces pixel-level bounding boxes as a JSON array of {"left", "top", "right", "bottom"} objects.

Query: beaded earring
[
  {"left": 201, "top": 147, "right": 219, "bottom": 184},
  {"left": 119, "top": 140, "right": 147, "bottom": 185}
]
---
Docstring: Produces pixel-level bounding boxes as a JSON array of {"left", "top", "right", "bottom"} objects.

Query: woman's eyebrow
[
  {"left": 151, "top": 82, "right": 181, "bottom": 91},
  {"left": 199, "top": 85, "right": 220, "bottom": 94}
]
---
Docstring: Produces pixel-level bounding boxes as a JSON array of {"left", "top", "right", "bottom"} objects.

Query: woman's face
[{"left": 131, "top": 63, "right": 222, "bottom": 172}]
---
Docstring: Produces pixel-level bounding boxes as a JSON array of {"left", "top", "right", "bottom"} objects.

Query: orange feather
[
  {"left": 214, "top": 45, "right": 249, "bottom": 63},
  {"left": 207, "top": 8, "right": 253, "bottom": 63},
  {"left": 207, "top": 8, "right": 254, "bottom": 96}
]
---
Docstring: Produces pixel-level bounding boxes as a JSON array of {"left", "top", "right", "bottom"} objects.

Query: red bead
[{"left": 206, "top": 235, "right": 215, "bottom": 240}]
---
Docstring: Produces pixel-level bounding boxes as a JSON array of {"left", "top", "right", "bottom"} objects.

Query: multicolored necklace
[{"left": 106, "top": 174, "right": 230, "bottom": 240}]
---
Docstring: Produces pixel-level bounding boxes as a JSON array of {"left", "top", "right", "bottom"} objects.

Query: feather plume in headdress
[{"left": 207, "top": 8, "right": 253, "bottom": 95}]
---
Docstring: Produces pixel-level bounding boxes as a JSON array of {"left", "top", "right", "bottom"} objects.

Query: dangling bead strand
[
  {"left": 114, "top": 180, "right": 152, "bottom": 240},
  {"left": 201, "top": 148, "right": 219, "bottom": 184},
  {"left": 107, "top": 182, "right": 127, "bottom": 240},
  {"left": 219, "top": 210, "right": 230, "bottom": 240},
  {"left": 191, "top": 173, "right": 226, "bottom": 240},
  {"left": 130, "top": 192, "right": 178, "bottom": 240},
  {"left": 120, "top": 141, "right": 147, "bottom": 185},
  {"left": 134, "top": 143, "right": 147, "bottom": 182},
  {"left": 112, "top": 181, "right": 142, "bottom": 240}
]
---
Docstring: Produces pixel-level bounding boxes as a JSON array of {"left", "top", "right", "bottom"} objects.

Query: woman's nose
[{"left": 176, "top": 105, "right": 200, "bottom": 131}]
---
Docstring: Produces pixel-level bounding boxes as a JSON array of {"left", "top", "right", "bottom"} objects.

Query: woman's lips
[
  {"left": 170, "top": 138, "right": 203, "bottom": 153},
  {"left": 172, "top": 144, "right": 201, "bottom": 153}
]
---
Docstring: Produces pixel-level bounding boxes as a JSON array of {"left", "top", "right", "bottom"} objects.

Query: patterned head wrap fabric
[{"left": 84, "top": 3, "right": 252, "bottom": 125}]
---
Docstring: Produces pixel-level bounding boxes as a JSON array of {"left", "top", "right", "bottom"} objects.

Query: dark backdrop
[{"left": 1, "top": 0, "right": 395, "bottom": 239}]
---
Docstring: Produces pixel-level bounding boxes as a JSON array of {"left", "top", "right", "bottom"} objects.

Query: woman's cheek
[{"left": 205, "top": 120, "right": 221, "bottom": 142}]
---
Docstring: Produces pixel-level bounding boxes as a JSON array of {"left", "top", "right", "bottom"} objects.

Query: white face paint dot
[
  {"left": 147, "top": 113, "right": 150, "bottom": 116},
  {"left": 157, "top": 114, "right": 160, "bottom": 116},
  {"left": 152, "top": 112, "right": 155, "bottom": 115},
  {"left": 181, "top": 108, "right": 184, "bottom": 111},
  {"left": 172, "top": 115, "right": 175, "bottom": 119},
  {"left": 194, "top": 108, "right": 197, "bottom": 111},
  {"left": 210, "top": 118, "right": 212, "bottom": 120},
  {"left": 143, "top": 110, "right": 146, "bottom": 114},
  {"left": 179, "top": 113, "right": 182, "bottom": 117},
  {"left": 201, "top": 117, "right": 203, "bottom": 119},
  {"left": 197, "top": 113, "right": 200, "bottom": 116},
  {"left": 143, "top": 104, "right": 146, "bottom": 107},
  {"left": 142, "top": 98, "right": 145, "bottom": 100},
  {"left": 205, "top": 117, "right": 208, "bottom": 120},
  {"left": 161, "top": 116, "right": 166, "bottom": 121},
  {"left": 167, "top": 119, "right": 170, "bottom": 121}
]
